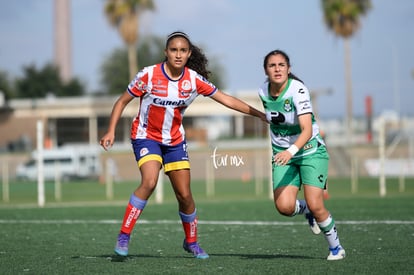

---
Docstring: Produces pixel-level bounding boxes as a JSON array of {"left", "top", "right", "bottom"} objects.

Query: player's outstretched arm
[{"left": 211, "top": 90, "right": 267, "bottom": 122}]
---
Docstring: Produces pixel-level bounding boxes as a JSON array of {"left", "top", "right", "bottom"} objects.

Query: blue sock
[
  {"left": 129, "top": 194, "right": 147, "bottom": 210},
  {"left": 179, "top": 209, "right": 197, "bottom": 222}
]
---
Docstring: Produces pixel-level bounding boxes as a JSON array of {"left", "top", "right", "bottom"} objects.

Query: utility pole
[{"left": 54, "top": 0, "right": 71, "bottom": 83}]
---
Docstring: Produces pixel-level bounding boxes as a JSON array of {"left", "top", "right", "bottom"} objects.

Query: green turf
[
  {"left": 0, "top": 178, "right": 413, "bottom": 274},
  {"left": 2, "top": 177, "right": 414, "bottom": 205}
]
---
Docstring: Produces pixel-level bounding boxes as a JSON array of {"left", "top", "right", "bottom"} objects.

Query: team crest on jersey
[
  {"left": 140, "top": 147, "right": 149, "bottom": 157},
  {"left": 179, "top": 80, "right": 192, "bottom": 97},
  {"left": 284, "top": 99, "right": 292, "bottom": 112},
  {"left": 181, "top": 80, "right": 191, "bottom": 90}
]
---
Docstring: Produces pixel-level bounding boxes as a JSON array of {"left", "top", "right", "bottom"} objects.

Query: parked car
[{"left": 16, "top": 145, "right": 102, "bottom": 181}]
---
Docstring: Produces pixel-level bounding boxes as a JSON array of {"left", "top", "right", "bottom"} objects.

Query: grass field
[{"left": 1, "top": 177, "right": 414, "bottom": 274}]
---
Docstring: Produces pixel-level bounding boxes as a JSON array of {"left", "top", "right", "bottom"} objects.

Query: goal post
[{"left": 37, "top": 120, "right": 45, "bottom": 207}]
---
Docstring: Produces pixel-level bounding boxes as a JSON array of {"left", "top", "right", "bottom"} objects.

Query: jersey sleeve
[
  {"left": 293, "top": 83, "right": 313, "bottom": 116},
  {"left": 195, "top": 74, "right": 218, "bottom": 97},
  {"left": 127, "top": 66, "right": 152, "bottom": 97}
]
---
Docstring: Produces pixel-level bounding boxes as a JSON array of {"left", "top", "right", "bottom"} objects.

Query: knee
[
  {"left": 139, "top": 179, "right": 158, "bottom": 194},
  {"left": 176, "top": 192, "right": 195, "bottom": 212},
  {"left": 274, "top": 202, "right": 295, "bottom": 216},
  {"left": 176, "top": 191, "right": 193, "bottom": 204},
  {"left": 307, "top": 203, "right": 328, "bottom": 220}
]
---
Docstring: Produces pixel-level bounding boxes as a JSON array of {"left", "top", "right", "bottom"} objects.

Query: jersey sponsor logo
[
  {"left": 299, "top": 99, "right": 311, "bottom": 111},
  {"left": 303, "top": 143, "right": 313, "bottom": 150},
  {"left": 153, "top": 81, "right": 168, "bottom": 96},
  {"left": 273, "top": 131, "right": 289, "bottom": 137},
  {"left": 153, "top": 98, "right": 186, "bottom": 106},
  {"left": 179, "top": 90, "right": 192, "bottom": 97},
  {"left": 135, "top": 80, "right": 149, "bottom": 92},
  {"left": 298, "top": 88, "right": 305, "bottom": 94},
  {"left": 269, "top": 111, "right": 286, "bottom": 124},
  {"left": 153, "top": 89, "right": 168, "bottom": 95}
]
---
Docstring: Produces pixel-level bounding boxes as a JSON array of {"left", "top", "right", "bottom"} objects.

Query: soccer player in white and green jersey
[{"left": 258, "top": 49, "right": 345, "bottom": 260}]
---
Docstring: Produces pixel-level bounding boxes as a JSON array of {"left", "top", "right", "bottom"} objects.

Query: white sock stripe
[{"left": 318, "top": 215, "right": 333, "bottom": 228}]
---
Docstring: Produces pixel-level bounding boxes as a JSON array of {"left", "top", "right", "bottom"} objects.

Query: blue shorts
[{"left": 131, "top": 139, "right": 190, "bottom": 172}]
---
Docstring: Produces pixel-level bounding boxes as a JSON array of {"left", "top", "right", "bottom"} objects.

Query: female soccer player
[
  {"left": 100, "top": 31, "right": 266, "bottom": 259},
  {"left": 258, "top": 49, "right": 345, "bottom": 260}
]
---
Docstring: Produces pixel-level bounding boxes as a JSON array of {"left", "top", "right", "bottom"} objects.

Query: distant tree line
[{"left": 0, "top": 35, "right": 225, "bottom": 101}]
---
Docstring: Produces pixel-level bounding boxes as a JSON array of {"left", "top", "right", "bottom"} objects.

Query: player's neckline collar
[{"left": 161, "top": 62, "right": 184, "bottom": 81}]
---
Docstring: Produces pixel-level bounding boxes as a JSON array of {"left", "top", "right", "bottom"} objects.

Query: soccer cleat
[
  {"left": 305, "top": 213, "right": 321, "bottom": 235},
  {"left": 327, "top": 245, "right": 346, "bottom": 260},
  {"left": 183, "top": 240, "right": 209, "bottom": 259},
  {"left": 114, "top": 232, "right": 130, "bottom": 256}
]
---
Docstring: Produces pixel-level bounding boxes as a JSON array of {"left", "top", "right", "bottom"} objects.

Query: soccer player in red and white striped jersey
[{"left": 100, "top": 31, "right": 266, "bottom": 259}]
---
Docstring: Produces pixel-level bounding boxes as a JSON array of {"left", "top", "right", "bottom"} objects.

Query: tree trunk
[
  {"left": 344, "top": 38, "right": 353, "bottom": 144},
  {"left": 128, "top": 43, "right": 138, "bottom": 81}
]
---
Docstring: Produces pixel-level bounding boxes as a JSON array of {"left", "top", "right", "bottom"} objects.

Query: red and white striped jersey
[{"left": 127, "top": 62, "right": 217, "bottom": 145}]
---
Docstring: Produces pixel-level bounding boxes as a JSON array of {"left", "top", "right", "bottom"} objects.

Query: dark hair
[
  {"left": 165, "top": 31, "right": 211, "bottom": 80},
  {"left": 263, "top": 49, "right": 303, "bottom": 83}
]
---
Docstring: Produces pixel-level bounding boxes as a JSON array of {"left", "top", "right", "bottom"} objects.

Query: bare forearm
[
  {"left": 107, "top": 101, "right": 126, "bottom": 133},
  {"left": 100, "top": 93, "right": 133, "bottom": 150},
  {"left": 107, "top": 92, "right": 133, "bottom": 133},
  {"left": 212, "top": 91, "right": 266, "bottom": 121},
  {"left": 293, "top": 129, "right": 312, "bottom": 150}
]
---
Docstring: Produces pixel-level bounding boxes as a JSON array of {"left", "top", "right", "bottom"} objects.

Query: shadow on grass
[
  {"left": 210, "top": 253, "right": 315, "bottom": 260},
  {"left": 85, "top": 254, "right": 189, "bottom": 262},
  {"left": 72, "top": 253, "right": 316, "bottom": 262}
]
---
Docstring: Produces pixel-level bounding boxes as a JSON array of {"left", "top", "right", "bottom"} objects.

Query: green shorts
[{"left": 271, "top": 138, "right": 329, "bottom": 190}]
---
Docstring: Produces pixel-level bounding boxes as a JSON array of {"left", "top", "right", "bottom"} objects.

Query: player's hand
[
  {"left": 273, "top": 150, "right": 292, "bottom": 166},
  {"left": 100, "top": 133, "right": 114, "bottom": 151},
  {"left": 259, "top": 112, "right": 269, "bottom": 124}
]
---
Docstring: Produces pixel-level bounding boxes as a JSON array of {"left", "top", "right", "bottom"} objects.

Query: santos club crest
[{"left": 284, "top": 99, "right": 292, "bottom": 112}]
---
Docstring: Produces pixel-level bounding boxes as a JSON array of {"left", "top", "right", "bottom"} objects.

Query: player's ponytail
[
  {"left": 288, "top": 72, "right": 304, "bottom": 84},
  {"left": 186, "top": 45, "right": 211, "bottom": 80}
]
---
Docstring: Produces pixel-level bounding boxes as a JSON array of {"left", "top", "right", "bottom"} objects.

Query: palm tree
[
  {"left": 105, "top": 0, "right": 155, "bottom": 80},
  {"left": 321, "top": 0, "right": 371, "bottom": 143}
]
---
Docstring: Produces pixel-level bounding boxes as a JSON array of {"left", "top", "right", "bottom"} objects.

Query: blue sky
[{"left": 0, "top": 0, "right": 413, "bottom": 118}]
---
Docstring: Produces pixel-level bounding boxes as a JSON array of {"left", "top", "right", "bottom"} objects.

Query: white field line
[{"left": 0, "top": 219, "right": 413, "bottom": 225}]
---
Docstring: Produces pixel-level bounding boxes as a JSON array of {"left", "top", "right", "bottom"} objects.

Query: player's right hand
[{"left": 100, "top": 134, "right": 114, "bottom": 151}]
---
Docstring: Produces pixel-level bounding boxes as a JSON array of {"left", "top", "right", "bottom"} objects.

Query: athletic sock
[
  {"left": 291, "top": 199, "right": 309, "bottom": 216},
  {"left": 180, "top": 209, "right": 198, "bottom": 243},
  {"left": 120, "top": 194, "right": 147, "bottom": 234},
  {"left": 318, "top": 214, "right": 341, "bottom": 249}
]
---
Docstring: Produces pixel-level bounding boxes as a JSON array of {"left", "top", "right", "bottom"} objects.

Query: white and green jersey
[{"left": 258, "top": 78, "right": 324, "bottom": 150}]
